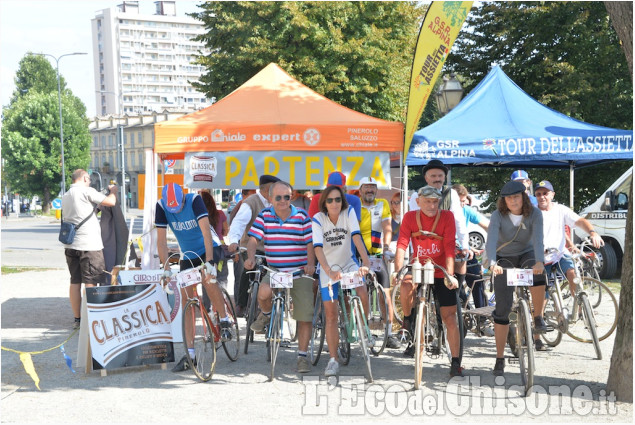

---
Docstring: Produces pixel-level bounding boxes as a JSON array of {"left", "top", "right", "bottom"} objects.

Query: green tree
[
  {"left": 422, "top": 2, "right": 633, "bottom": 211},
  {"left": 9, "top": 53, "right": 63, "bottom": 106},
  {"left": 1, "top": 92, "right": 91, "bottom": 212},
  {"left": 447, "top": 1, "right": 632, "bottom": 129},
  {"left": 190, "top": 1, "right": 425, "bottom": 122}
]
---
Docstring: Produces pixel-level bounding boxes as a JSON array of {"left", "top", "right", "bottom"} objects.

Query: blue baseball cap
[
  {"left": 327, "top": 171, "right": 347, "bottom": 187},
  {"left": 535, "top": 180, "right": 554, "bottom": 192},
  {"left": 162, "top": 183, "right": 185, "bottom": 213},
  {"left": 510, "top": 170, "right": 529, "bottom": 181}
]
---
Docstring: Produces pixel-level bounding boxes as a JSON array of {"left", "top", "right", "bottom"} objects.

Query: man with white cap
[{"left": 358, "top": 176, "right": 401, "bottom": 349}]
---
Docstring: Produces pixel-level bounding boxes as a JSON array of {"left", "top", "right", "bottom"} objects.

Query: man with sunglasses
[
  {"left": 244, "top": 180, "right": 316, "bottom": 374},
  {"left": 395, "top": 185, "right": 463, "bottom": 377}
]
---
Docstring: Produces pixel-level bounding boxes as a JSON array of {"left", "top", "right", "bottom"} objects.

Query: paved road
[{"left": 1, "top": 217, "right": 631, "bottom": 423}]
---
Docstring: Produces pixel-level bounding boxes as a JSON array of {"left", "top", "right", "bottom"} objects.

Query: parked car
[{"left": 467, "top": 221, "right": 487, "bottom": 250}]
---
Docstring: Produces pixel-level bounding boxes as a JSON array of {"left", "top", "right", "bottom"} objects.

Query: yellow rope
[{"left": 1, "top": 328, "right": 78, "bottom": 355}]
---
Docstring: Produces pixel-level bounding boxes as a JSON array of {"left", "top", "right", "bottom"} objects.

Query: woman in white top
[{"left": 312, "top": 185, "right": 371, "bottom": 377}]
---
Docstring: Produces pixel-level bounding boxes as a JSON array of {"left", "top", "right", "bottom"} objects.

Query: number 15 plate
[{"left": 506, "top": 268, "right": 534, "bottom": 286}]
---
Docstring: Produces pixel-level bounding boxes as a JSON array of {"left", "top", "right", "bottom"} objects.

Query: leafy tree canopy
[
  {"left": 1, "top": 91, "right": 91, "bottom": 209},
  {"left": 9, "top": 53, "right": 65, "bottom": 106},
  {"left": 420, "top": 1, "right": 633, "bottom": 212},
  {"left": 190, "top": 1, "right": 425, "bottom": 122}
]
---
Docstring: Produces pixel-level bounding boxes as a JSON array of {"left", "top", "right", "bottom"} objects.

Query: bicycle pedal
[{"left": 507, "top": 357, "right": 519, "bottom": 365}]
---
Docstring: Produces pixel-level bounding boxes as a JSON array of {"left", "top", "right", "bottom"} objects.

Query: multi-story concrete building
[
  {"left": 88, "top": 110, "right": 188, "bottom": 208},
  {"left": 91, "top": 1, "right": 213, "bottom": 116}
]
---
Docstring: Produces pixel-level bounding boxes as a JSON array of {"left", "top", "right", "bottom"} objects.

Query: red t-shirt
[{"left": 397, "top": 209, "right": 456, "bottom": 278}]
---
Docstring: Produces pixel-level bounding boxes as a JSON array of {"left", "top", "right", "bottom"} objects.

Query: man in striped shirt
[{"left": 244, "top": 180, "right": 316, "bottom": 373}]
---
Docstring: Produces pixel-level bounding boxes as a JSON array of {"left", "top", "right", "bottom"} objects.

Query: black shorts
[
  {"left": 432, "top": 277, "right": 458, "bottom": 307},
  {"left": 180, "top": 255, "right": 206, "bottom": 272},
  {"left": 65, "top": 249, "right": 105, "bottom": 285}
]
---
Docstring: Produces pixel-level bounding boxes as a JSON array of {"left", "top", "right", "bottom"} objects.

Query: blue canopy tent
[{"left": 405, "top": 66, "right": 633, "bottom": 205}]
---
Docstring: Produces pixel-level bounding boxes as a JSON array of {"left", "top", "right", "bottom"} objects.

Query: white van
[{"left": 575, "top": 166, "right": 632, "bottom": 279}]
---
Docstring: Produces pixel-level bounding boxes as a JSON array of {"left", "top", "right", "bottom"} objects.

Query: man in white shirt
[
  {"left": 61, "top": 169, "right": 117, "bottom": 328},
  {"left": 227, "top": 175, "right": 279, "bottom": 315}
]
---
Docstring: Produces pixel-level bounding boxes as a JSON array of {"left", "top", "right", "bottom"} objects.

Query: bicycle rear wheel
[
  {"left": 564, "top": 278, "right": 617, "bottom": 342},
  {"left": 285, "top": 288, "right": 297, "bottom": 342},
  {"left": 219, "top": 288, "right": 240, "bottom": 361},
  {"left": 542, "top": 285, "right": 564, "bottom": 347},
  {"left": 517, "top": 299, "right": 535, "bottom": 396},
  {"left": 338, "top": 301, "right": 351, "bottom": 366},
  {"left": 269, "top": 300, "right": 283, "bottom": 381},
  {"left": 244, "top": 280, "right": 259, "bottom": 354},
  {"left": 368, "top": 283, "right": 390, "bottom": 356},
  {"left": 352, "top": 299, "right": 373, "bottom": 383},
  {"left": 182, "top": 299, "right": 217, "bottom": 382},
  {"left": 309, "top": 292, "right": 325, "bottom": 366},
  {"left": 414, "top": 301, "right": 425, "bottom": 390}
]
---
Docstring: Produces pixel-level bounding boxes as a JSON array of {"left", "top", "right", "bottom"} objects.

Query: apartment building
[
  {"left": 88, "top": 110, "right": 188, "bottom": 207},
  {"left": 91, "top": 1, "right": 213, "bottom": 116}
]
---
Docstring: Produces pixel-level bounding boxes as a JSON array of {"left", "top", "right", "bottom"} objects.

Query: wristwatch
[{"left": 590, "top": 230, "right": 597, "bottom": 235}]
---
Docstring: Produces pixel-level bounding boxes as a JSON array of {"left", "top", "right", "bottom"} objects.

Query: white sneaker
[{"left": 324, "top": 357, "right": 339, "bottom": 377}]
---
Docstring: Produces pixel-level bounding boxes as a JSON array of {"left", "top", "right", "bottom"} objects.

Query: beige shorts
[{"left": 263, "top": 274, "right": 314, "bottom": 322}]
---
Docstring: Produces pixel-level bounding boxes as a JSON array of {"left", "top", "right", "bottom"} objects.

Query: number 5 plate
[
  {"left": 270, "top": 272, "right": 293, "bottom": 288},
  {"left": 506, "top": 268, "right": 534, "bottom": 286},
  {"left": 176, "top": 268, "right": 201, "bottom": 289}
]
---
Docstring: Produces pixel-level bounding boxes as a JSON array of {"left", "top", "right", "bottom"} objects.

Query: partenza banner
[
  {"left": 86, "top": 284, "right": 174, "bottom": 369},
  {"left": 184, "top": 151, "right": 392, "bottom": 190}
]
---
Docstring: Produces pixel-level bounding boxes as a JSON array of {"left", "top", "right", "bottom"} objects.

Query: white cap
[{"left": 358, "top": 177, "right": 378, "bottom": 189}]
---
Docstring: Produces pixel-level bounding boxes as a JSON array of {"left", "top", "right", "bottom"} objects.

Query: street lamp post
[
  {"left": 435, "top": 73, "right": 464, "bottom": 116},
  {"left": 37, "top": 52, "right": 87, "bottom": 194}
]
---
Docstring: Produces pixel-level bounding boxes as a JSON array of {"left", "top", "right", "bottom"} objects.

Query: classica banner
[
  {"left": 403, "top": 1, "right": 473, "bottom": 163},
  {"left": 184, "top": 151, "right": 392, "bottom": 190},
  {"left": 86, "top": 284, "right": 174, "bottom": 369}
]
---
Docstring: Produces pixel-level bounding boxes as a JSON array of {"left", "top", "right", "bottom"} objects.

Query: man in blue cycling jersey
[{"left": 155, "top": 183, "right": 231, "bottom": 373}]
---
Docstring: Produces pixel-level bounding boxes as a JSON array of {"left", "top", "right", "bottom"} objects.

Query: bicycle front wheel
[
  {"left": 581, "top": 293, "right": 602, "bottom": 359},
  {"left": 414, "top": 301, "right": 426, "bottom": 390},
  {"left": 353, "top": 298, "right": 373, "bottom": 383},
  {"left": 564, "top": 277, "right": 617, "bottom": 342},
  {"left": 220, "top": 288, "right": 240, "bottom": 361},
  {"left": 368, "top": 283, "right": 390, "bottom": 356},
  {"left": 269, "top": 300, "right": 283, "bottom": 381},
  {"left": 309, "top": 292, "right": 325, "bottom": 366},
  {"left": 517, "top": 299, "right": 535, "bottom": 396},
  {"left": 338, "top": 301, "right": 351, "bottom": 366},
  {"left": 182, "top": 299, "right": 217, "bottom": 382}
]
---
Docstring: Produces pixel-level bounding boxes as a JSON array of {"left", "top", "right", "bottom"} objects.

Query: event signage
[
  {"left": 86, "top": 284, "right": 174, "bottom": 369},
  {"left": 117, "top": 269, "right": 184, "bottom": 343},
  {"left": 184, "top": 151, "right": 392, "bottom": 189},
  {"left": 403, "top": 1, "right": 473, "bottom": 162}
]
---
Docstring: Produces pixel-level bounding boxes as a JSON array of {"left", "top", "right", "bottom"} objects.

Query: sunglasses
[
  {"left": 325, "top": 197, "right": 342, "bottom": 204},
  {"left": 390, "top": 200, "right": 400, "bottom": 205},
  {"left": 274, "top": 194, "right": 291, "bottom": 202}
]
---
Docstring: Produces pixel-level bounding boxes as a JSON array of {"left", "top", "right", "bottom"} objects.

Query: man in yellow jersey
[{"left": 358, "top": 177, "right": 400, "bottom": 349}]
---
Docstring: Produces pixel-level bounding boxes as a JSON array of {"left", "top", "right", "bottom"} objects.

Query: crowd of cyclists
[{"left": 155, "top": 159, "right": 605, "bottom": 380}]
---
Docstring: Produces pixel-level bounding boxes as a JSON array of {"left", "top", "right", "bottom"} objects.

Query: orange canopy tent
[{"left": 154, "top": 63, "right": 404, "bottom": 159}]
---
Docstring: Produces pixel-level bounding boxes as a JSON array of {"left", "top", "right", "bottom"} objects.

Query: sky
[{"left": 0, "top": 0, "right": 202, "bottom": 117}]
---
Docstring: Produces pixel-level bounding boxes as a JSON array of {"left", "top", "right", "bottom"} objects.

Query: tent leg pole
[{"left": 570, "top": 163, "right": 574, "bottom": 209}]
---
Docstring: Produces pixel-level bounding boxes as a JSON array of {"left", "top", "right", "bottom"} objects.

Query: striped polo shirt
[{"left": 248, "top": 205, "right": 313, "bottom": 273}]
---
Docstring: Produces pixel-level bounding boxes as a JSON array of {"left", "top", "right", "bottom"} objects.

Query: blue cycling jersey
[{"left": 155, "top": 193, "right": 208, "bottom": 260}]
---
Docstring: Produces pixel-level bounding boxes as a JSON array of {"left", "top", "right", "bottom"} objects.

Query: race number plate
[
  {"left": 341, "top": 271, "right": 363, "bottom": 289},
  {"left": 506, "top": 268, "right": 534, "bottom": 286},
  {"left": 369, "top": 257, "right": 383, "bottom": 272},
  {"left": 270, "top": 272, "right": 293, "bottom": 289},
  {"left": 176, "top": 268, "right": 201, "bottom": 289}
]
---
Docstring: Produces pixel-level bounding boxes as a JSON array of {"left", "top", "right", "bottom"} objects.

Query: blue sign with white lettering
[{"left": 52, "top": 198, "right": 62, "bottom": 210}]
